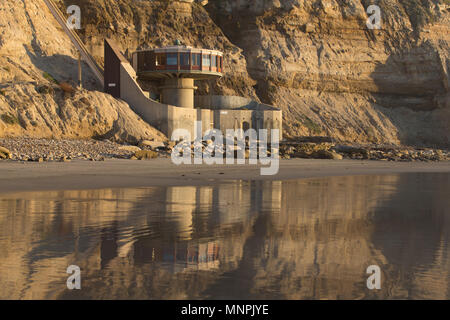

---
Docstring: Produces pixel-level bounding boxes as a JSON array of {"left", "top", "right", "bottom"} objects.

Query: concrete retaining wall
[
  {"left": 195, "top": 95, "right": 278, "bottom": 111},
  {"left": 213, "top": 109, "right": 283, "bottom": 140},
  {"left": 120, "top": 63, "right": 198, "bottom": 139},
  {"left": 118, "top": 65, "right": 282, "bottom": 140}
]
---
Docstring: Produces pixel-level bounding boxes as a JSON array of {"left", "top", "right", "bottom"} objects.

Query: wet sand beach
[{"left": 0, "top": 158, "right": 449, "bottom": 193}]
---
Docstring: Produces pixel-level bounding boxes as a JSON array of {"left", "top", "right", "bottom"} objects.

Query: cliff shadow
[
  {"left": 370, "top": 172, "right": 450, "bottom": 299},
  {"left": 370, "top": 41, "right": 449, "bottom": 147},
  {"left": 25, "top": 46, "right": 102, "bottom": 91}
]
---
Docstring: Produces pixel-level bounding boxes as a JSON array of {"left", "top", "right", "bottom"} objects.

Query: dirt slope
[{"left": 0, "top": 0, "right": 166, "bottom": 143}]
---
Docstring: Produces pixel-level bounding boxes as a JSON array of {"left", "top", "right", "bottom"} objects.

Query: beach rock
[
  {"left": 330, "top": 151, "right": 343, "bottom": 160},
  {"left": 138, "top": 140, "right": 165, "bottom": 150},
  {"left": 167, "top": 141, "right": 177, "bottom": 149},
  {"left": 0, "top": 146, "right": 11, "bottom": 159},
  {"left": 119, "top": 145, "right": 141, "bottom": 152},
  {"left": 433, "top": 149, "right": 446, "bottom": 161},
  {"left": 281, "top": 146, "right": 296, "bottom": 156},
  {"left": 293, "top": 151, "right": 311, "bottom": 159},
  {"left": 334, "top": 145, "right": 370, "bottom": 159},
  {"left": 297, "top": 142, "right": 331, "bottom": 154},
  {"left": 134, "top": 150, "right": 158, "bottom": 160},
  {"left": 312, "top": 150, "right": 343, "bottom": 160}
]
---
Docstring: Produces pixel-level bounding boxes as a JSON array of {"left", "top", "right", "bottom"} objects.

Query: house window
[
  {"left": 202, "top": 54, "right": 211, "bottom": 67},
  {"left": 155, "top": 53, "right": 165, "bottom": 66},
  {"left": 167, "top": 53, "right": 178, "bottom": 66},
  {"left": 180, "top": 53, "right": 189, "bottom": 65},
  {"left": 211, "top": 55, "right": 217, "bottom": 67},
  {"left": 192, "top": 53, "right": 201, "bottom": 66}
]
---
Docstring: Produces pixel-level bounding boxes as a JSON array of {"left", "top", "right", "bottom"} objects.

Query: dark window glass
[
  {"left": 192, "top": 53, "right": 200, "bottom": 66},
  {"left": 192, "top": 53, "right": 201, "bottom": 66},
  {"left": 180, "top": 53, "right": 189, "bottom": 65},
  {"left": 138, "top": 52, "right": 145, "bottom": 71},
  {"left": 167, "top": 53, "right": 178, "bottom": 66},
  {"left": 156, "top": 54, "right": 165, "bottom": 66}
]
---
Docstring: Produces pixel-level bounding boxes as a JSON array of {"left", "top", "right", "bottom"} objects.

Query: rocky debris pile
[
  {"left": 0, "top": 84, "right": 167, "bottom": 145},
  {"left": 1, "top": 137, "right": 448, "bottom": 163},
  {"left": 131, "top": 150, "right": 159, "bottom": 160},
  {"left": 163, "top": 140, "right": 265, "bottom": 159},
  {"left": 280, "top": 142, "right": 450, "bottom": 162},
  {"left": 0, "top": 138, "right": 136, "bottom": 162},
  {"left": 0, "top": 137, "right": 173, "bottom": 162}
]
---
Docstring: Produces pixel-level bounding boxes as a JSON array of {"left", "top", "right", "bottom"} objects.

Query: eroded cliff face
[
  {"left": 62, "top": 0, "right": 449, "bottom": 147},
  {"left": 205, "top": 0, "right": 450, "bottom": 146},
  {"left": 0, "top": 0, "right": 166, "bottom": 143},
  {"left": 1, "top": 0, "right": 449, "bottom": 147}
]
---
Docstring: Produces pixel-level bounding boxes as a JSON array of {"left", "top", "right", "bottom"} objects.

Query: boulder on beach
[
  {"left": 138, "top": 140, "right": 165, "bottom": 150},
  {"left": 134, "top": 150, "right": 158, "bottom": 160},
  {"left": 0, "top": 146, "right": 11, "bottom": 159},
  {"left": 119, "top": 145, "right": 142, "bottom": 152}
]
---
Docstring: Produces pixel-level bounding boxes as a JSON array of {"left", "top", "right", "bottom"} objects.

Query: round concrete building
[{"left": 132, "top": 41, "right": 223, "bottom": 108}]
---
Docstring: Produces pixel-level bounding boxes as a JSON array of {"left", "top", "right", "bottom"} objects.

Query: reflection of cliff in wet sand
[
  {"left": 1, "top": 159, "right": 449, "bottom": 194},
  {"left": 0, "top": 174, "right": 449, "bottom": 299}
]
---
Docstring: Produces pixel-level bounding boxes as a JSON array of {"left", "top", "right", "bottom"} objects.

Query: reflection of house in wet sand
[
  {"left": 0, "top": 175, "right": 449, "bottom": 299},
  {"left": 156, "top": 241, "right": 220, "bottom": 273},
  {"left": 131, "top": 182, "right": 280, "bottom": 274}
]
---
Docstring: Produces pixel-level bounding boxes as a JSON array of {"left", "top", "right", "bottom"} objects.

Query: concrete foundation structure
[
  {"left": 104, "top": 39, "right": 282, "bottom": 141},
  {"left": 160, "top": 78, "right": 197, "bottom": 108}
]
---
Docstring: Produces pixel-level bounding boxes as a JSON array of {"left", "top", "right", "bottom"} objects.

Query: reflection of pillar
[
  {"left": 166, "top": 186, "right": 196, "bottom": 240},
  {"left": 160, "top": 78, "right": 197, "bottom": 108},
  {"left": 100, "top": 222, "right": 118, "bottom": 269},
  {"left": 217, "top": 181, "right": 252, "bottom": 224},
  {"left": 250, "top": 180, "right": 264, "bottom": 213},
  {"left": 262, "top": 181, "right": 282, "bottom": 213},
  {"left": 197, "top": 186, "right": 213, "bottom": 210}
]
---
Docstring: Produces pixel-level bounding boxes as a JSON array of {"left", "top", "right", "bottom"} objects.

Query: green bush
[
  {"left": 43, "top": 72, "right": 59, "bottom": 84},
  {"left": 302, "top": 116, "right": 322, "bottom": 135},
  {"left": 1, "top": 113, "right": 19, "bottom": 125}
]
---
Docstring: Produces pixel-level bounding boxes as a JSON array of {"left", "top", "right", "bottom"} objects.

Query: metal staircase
[{"left": 43, "top": 0, "right": 104, "bottom": 87}]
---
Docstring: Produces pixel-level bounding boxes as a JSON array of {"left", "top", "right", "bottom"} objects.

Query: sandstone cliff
[
  {"left": 1, "top": 0, "right": 449, "bottom": 147},
  {"left": 205, "top": 0, "right": 450, "bottom": 146},
  {"left": 0, "top": 0, "right": 166, "bottom": 143},
  {"left": 63, "top": 0, "right": 449, "bottom": 147}
]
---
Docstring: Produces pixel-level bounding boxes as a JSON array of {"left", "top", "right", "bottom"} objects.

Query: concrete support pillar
[{"left": 160, "top": 78, "right": 197, "bottom": 108}]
